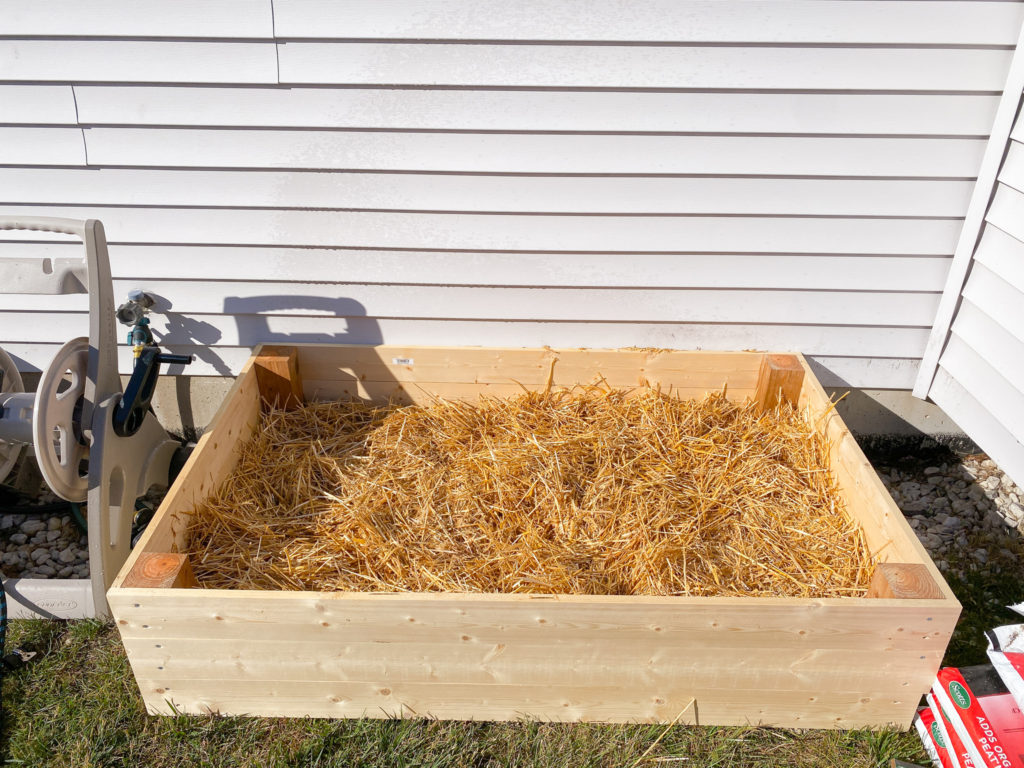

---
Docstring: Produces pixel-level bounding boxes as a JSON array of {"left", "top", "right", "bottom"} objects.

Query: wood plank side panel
[
  {"left": 110, "top": 363, "right": 262, "bottom": 588},
  {"left": 294, "top": 345, "right": 764, "bottom": 404},
  {"left": 130, "top": 677, "right": 914, "bottom": 727},
  {"left": 797, "top": 355, "right": 957, "bottom": 596},
  {"left": 108, "top": 590, "right": 958, "bottom": 727}
]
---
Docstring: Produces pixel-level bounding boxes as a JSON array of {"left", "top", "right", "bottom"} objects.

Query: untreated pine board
[
  {"left": 300, "top": 380, "right": 756, "bottom": 407},
  {"left": 253, "top": 345, "right": 304, "bottom": 410},
  {"left": 108, "top": 344, "right": 959, "bottom": 727},
  {"left": 128, "top": 676, "right": 915, "bottom": 727},
  {"left": 0, "top": 207, "right": 968, "bottom": 256},
  {"left": 3, "top": 0, "right": 274, "bottom": 37},
  {"left": 295, "top": 346, "right": 764, "bottom": 381},
  {"left": 110, "top": 364, "right": 262, "bottom": 571},
  {"left": 867, "top": 564, "right": 944, "bottom": 600},
  {"left": 0, "top": 168, "right": 976, "bottom": 219},
  {"left": 80, "top": 129, "right": 988, "bottom": 178},
  {"left": 0, "top": 41, "right": 278, "bottom": 84},
  {"left": 797, "top": 357, "right": 950, "bottom": 574},
  {"left": 122, "top": 553, "right": 197, "bottom": 589},
  {"left": 124, "top": 638, "right": 939, "bottom": 692},
  {"left": 72, "top": 87, "right": 1002, "bottom": 136},
  {"left": 277, "top": 44, "right": 1011, "bottom": 91},
  {"left": 755, "top": 353, "right": 804, "bottom": 412},
  {"left": 272, "top": 0, "right": 1024, "bottom": 45},
  {"left": 108, "top": 591, "right": 957, "bottom": 650}
]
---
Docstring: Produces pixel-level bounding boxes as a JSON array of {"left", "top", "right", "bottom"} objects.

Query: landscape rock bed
[
  {"left": 0, "top": 512, "right": 90, "bottom": 579},
  {"left": 877, "top": 454, "right": 1023, "bottom": 578}
]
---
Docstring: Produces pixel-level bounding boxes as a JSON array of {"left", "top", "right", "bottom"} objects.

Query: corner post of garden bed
[
  {"left": 866, "top": 563, "right": 944, "bottom": 599},
  {"left": 754, "top": 353, "right": 804, "bottom": 412},
  {"left": 253, "top": 345, "right": 304, "bottom": 410}
]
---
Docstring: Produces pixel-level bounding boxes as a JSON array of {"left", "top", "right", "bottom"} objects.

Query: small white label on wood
[{"left": 392, "top": 357, "right": 414, "bottom": 365}]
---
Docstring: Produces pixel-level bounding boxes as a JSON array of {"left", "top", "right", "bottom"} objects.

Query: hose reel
[
  {"left": 0, "top": 217, "right": 190, "bottom": 618},
  {"left": 0, "top": 339, "right": 90, "bottom": 502}
]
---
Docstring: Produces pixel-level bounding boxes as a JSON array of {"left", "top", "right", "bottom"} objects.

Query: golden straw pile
[{"left": 185, "top": 388, "right": 874, "bottom": 597}]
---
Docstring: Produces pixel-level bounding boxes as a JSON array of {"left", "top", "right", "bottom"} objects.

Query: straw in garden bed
[{"left": 185, "top": 387, "right": 874, "bottom": 597}]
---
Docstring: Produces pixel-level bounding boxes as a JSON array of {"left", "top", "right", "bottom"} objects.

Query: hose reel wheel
[
  {"left": 32, "top": 337, "right": 90, "bottom": 502},
  {"left": 0, "top": 345, "right": 25, "bottom": 484}
]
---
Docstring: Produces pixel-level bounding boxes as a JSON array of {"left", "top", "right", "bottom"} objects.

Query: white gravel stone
[
  {"left": 47, "top": 516, "right": 61, "bottom": 531},
  {"left": 9, "top": 533, "right": 27, "bottom": 545},
  {"left": 19, "top": 520, "right": 45, "bottom": 535}
]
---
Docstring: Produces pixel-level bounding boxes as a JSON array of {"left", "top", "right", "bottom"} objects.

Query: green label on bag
[
  {"left": 931, "top": 721, "right": 946, "bottom": 748},
  {"left": 949, "top": 681, "right": 972, "bottom": 709}
]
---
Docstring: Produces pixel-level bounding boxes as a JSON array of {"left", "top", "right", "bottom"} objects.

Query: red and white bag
[
  {"left": 918, "top": 701, "right": 960, "bottom": 768},
  {"left": 929, "top": 691, "right": 976, "bottom": 768},
  {"left": 933, "top": 666, "right": 1024, "bottom": 768},
  {"left": 988, "top": 625, "right": 1024, "bottom": 711}
]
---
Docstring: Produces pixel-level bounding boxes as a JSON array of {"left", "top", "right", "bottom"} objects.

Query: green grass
[{"left": 0, "top": 618, "right": 926, "bottom": 767}]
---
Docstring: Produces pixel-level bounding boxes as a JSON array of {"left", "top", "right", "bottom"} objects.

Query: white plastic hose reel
[
  {"left": 0, "top": 217, "right": 179, "bottom": 618},
  {"left": 0, "top": 338, "right": 90, "bottom": 501},
  {"left": 0, "top": 345, "right": 26, "bottom": 484}
]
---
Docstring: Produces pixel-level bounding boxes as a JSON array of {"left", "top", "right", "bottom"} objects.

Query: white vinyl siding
[
  {"left": 2, "top": 1, "right": 1022, "bottom": 388},
  {"left": 920, "top": 91, "right": 1024, "bottom": 485}
]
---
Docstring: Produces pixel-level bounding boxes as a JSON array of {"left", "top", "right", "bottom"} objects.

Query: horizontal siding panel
[
  {"left": 950, "top": 300, "right": 1024, "bottom": 395},
  {"left": 0, "top": 341, "right": 920, "bottom": 389},
  {"left": 939, "top": 335, "right": 1024, "bottom": 440},
  {"left": 960, "top": 264, "right": 1024, "bottom": 344},
  {"left": 0, "top": 313, "right": 930, "bottom": 358},
  {"left": 0, "top": 41, "right": 278, "bottom": 84},
  {"left": 930, "top": 369, "right": 1024, "bottom": 484},
  {"left": 277, "top": 44, "right": 1011, "bottom": 91},
  {"left": 273, "top": 0, "right": 1024, "bottom": 45},
  {"left": 983, "top": 183, "right": 1024, "bottom": 248},
  {"left": 0, "top": 242, "right": 953, "bottom": 291},
  {"left": 0, "top": 168, "right": 975, "bottom": 217},
  {"left": 73, "top": 87, "right": 1002, "bottom": 136},
  {"left": 0, "top": 279, "right": 940, "bottom": 325},
  {"left": 975, "top": 224, "right": 1024, "bottom": 293},
  {"left": 80, "top": 130, "right": 987, "bottom": 177},
  {"left": 0, "top": 85, "right": 77, "bottom": 124},
  {"left": 3, "top": 1, "right": 274, "bottom": 38},
  {"left": 0, "top": 206, "right": 964, "bottom": 255},
  {"left": 997, "top": 140, "right": 1024, "bottom": 193},
  {"left": 0, "top": 128, "right": 85, "bottom": 165}
]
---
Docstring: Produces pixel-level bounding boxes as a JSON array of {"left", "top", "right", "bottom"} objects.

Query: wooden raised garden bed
[{"left": 108, "top": 345, "right": 960, "bottom": 728}]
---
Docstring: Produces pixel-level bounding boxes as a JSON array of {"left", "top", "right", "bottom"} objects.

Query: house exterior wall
[{"left": 2, "top": 1, "right": 1022, "bottom": 389}]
